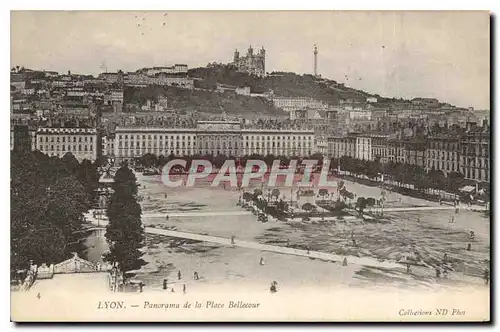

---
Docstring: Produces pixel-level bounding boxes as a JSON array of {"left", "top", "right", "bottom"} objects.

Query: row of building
[
  {"left": 11, "top": 120, "right": 490, "bottom": 184},
  {"left": 327, "top": 122, "right": 490, "bottom": 183}
]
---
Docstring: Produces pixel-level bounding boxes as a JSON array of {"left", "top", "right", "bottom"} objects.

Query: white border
[{"left": 2, "top": 1, "right": 497, "bottom": 331}]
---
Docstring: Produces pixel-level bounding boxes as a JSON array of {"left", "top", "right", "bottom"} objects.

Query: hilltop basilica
[{"left": 232, "top": 46, "right": 266, "bottom": 77}]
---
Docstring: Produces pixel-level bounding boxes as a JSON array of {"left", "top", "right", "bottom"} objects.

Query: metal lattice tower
[{"left": 313, "top": 44, "right": 318, "bottom": 77}]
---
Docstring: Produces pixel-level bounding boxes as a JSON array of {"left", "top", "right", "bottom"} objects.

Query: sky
[{"left": 11, "top": 11, "right": 490, "bottom": 109}]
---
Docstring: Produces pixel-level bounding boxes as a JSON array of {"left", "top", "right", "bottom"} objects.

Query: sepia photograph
[{"left": 9, "top": 9, "right": 491, "bottom": 322}]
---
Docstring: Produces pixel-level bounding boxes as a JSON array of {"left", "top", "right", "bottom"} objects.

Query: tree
[
  {"left": 253, "top": 188, "right": 263, "bottom": 198},
  {"left": 366, "top": 197, "right": 376, "bottom": 211},
  {"left": 62, "top": 152, "right": 80, "bottom": 175},
  {"left": 356, "top": 197, "right": 367, "bottom": 214},
  {"left": 276, "top": 199, "right": 289, "bottom": 213},
  {"left": 428, "top": 168, "right": 446, "bottom": 191},
  {"left": 77, "top": 159, "right": 100, "bottom": 205},
  {"left": 11, "top": 150, "right": 88, "bottom": 273},
  {"left": 329, "top": 158, "right": 339, "bottom": 172},
  {"left": 271, "top": 188, "right": 280, "bottom": 201},
  {"left": 139, "top": 153, "right": 158, "bottom": 168},
  {"left": 318, "top": 188, "right": 329, "bottom": 199},
  {"left": 157, "top": 155, "right": 167, "bottom": 167},
  {"left": 302, "top": 203, "right": 315, "bottom": 211},
  {"left": 104, "top": 166, "right": 146, "bottom": 280},
  {"left": 242, "top": 192, "right": 253, "bottom": 201}
]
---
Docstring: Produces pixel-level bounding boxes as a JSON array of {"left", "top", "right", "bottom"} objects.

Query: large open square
[{"left": 125, "top": 172, "right": 490, "bottom": 294}]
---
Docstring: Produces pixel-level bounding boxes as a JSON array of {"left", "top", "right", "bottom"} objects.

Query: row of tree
[
  {"left": 135, "top": 151, "right": 479, "bottom": 196},
  {"left": 338, "top": 155, "right": 474, "bottom": 195},
  {"left": 135, "top": 152, "right": 328, "bottom": 171},
  {"left": 11, "top": 151, "right": 100, "bottom": 276}
]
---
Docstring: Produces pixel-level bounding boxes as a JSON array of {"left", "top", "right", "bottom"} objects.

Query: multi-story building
[
  {"left": 355, "top": 136, "right": 372, "bottom": 161},
  {"left": 347, "top": 109, "right": 372, "bottom": 120},
  {"left": 114, "top": 127, "right": 198, "bottom": 163},
  {"left": 327, "top": 135, "right": 356, "bottom": 159},
  {"left": 232, "top": 46, "right": 266, "bottom": 77},
  {"left": 112, "top": 121, "right": 316, "bottom": 163},
  {"left": 196, "top": 121, "right": 242, "bottom": 157},
  {"left": 143, "top": 64, "right": 188, "bottom": 76},
  {"left": 371, "top": 135, "right": 389, "bottom": 162},
  {"left": 241, "top": 129, "right": 315, "bottom": 157},
  {"left": 101, "top": 134, "right": 116, "bottom": 160},
  {"left": 403, "top": 140, "right": 426, "bottom": 167},
  {"left": 386, "top": 140, "right": 406, "bottom": 164},
  {"left": 460, "top": 123, "right": 490, "bottom": 183},
  {"left": 426, "top": 136, "right": 461, "bottom": 175},
  {"left": 36, "top": 128, "right": 98, "bottom": 161},
  {"left": 271, "top": 97, "right": 327, "bottom": 113}
]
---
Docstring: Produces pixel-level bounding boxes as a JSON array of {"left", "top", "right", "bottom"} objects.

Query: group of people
[{"left": 162, "top": 270, "right": 201, "bottom": 294}]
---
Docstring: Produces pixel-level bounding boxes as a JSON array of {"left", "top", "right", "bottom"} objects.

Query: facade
[
  {"left": 460, "top": 125, "right": 490, "bottom": 183},
  {"left": 101, "top": 134, "right": 116, "bottom": 159},
  {"left": 327, "top": 136, "right": 356, "bottom": 159},
  {"left": 114, "top": 127, "right": 198, "bottom": 163},
  {"left": 36, "top": 128, "right": 99, "bottom": 161},
  {"left": 272, "top": 97, "right": 327, "bottom": 113},
  {"left": 196, "top": 121, "right": 242, "bottom": 156},
  {"left": 386, "top": 140, "right": 406, "bottom": 164},
  {"left": 241, "top": 129, "right": 315, "bottom": 157},
  {"left": 426, "top": 136, "right": 461, "bottom": 175},
  {"left": 403, "top": 140, "right": 426, "bottom": 167},
  {"left": 144, "top": 64, "right": 188, "bottom": 76},
  {"left": 355, "top": 136, "right": 372, "bottom": 161},
  {"left": 113, "top": 121, "right": 316, "bottom": 163},
  {"left": 371, "top": 135, "right": 389, "bottom": 163},
  {"left": 348, "top": 109, "right": 372, "bottom": 120},
  {"left": 124, "top": 73, "right": 194, "bottom": 89},
  {"left": 232, "top": 46, "right": 266, "bottom": 77}
]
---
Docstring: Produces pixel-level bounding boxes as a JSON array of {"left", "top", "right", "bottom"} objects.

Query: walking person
[
  {"left": 231, "top": 235, "right": 236, "bottom": 245},
  {"left": 343, "top": 257, "right": 348, "bottom": 266},
  {"left": 163, "top": 279, "right": 168, "bottom": 290},
  {"left": 484, "top": 269, "right": 490, "bottom": 285},
  {"left": 260, "top": 257, "right": 265, "bottom": 266},
  {"left": 183, "top": 284, "right": 186, "bottom": 294},
  {"left": 178, "top": 270, "right": 182, "bottom": 280},
  {"left": 270, "top": 281, "right": 278, "bottom": 293},
  {"left": 194, "top": 271, "right": 199, "bottom": 280}
]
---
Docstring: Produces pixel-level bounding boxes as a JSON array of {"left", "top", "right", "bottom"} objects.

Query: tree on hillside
[{"left": 104, "top": 166, "right": 146, "bottom": 281}]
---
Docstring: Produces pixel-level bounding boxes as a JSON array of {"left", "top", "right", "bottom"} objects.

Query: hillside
[
  {"left": 123, "top": 85, "right": 286, "bottom": 117},
  {"left": 188, "top": 65, "right": 375, "bottom": 104},
  {"left": 124, "top": 65, "right": 414, "bottom": 117}
]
